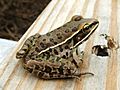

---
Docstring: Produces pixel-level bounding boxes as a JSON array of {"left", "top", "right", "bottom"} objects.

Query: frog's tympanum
[{"left": 16, "top": 15, "right": 99, "bottom": 79}]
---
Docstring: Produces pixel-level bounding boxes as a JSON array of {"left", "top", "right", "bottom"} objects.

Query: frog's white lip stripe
[{"left": 38, "top": 22, "right": 99, "bottom": 55}]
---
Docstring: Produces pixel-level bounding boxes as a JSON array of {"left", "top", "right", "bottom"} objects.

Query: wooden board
[
  {"left": 0, "top": 0, "right": 120, "bottom": 90},
  {"left": 0, "top": 39, "right": 16, "bottom": 65}
]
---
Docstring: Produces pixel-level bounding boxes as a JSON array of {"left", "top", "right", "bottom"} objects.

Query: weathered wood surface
[
  {"left": 0, "top": 0, "right": 120, "bottom": 90},
  {"left": 0, "top": 39, "right": 16, "bottom": 65}
]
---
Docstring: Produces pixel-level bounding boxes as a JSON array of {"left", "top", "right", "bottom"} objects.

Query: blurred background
[{"left": 0, "top": 0, "right": 51, "bottom": 41}]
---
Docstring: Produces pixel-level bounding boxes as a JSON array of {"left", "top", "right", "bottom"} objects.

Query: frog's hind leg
[
  {"left": 24, "top": 55, "right": 94, "bottom": 79},
  {"left": 74, "top": 72, "right": 94, "bottom": 79},
  {"left": 24, "top": 56, "right": 82, "bottom": 79}
]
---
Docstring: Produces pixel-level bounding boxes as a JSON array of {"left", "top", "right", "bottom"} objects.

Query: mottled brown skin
[{"left": 16, "top": 15, "right": 99, "bottom": 79}]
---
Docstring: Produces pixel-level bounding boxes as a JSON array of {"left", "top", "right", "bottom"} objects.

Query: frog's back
[{"left": 36, "top": 21, "right": 80, "bottom": 50}]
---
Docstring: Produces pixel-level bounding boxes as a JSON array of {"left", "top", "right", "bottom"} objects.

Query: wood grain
[{"left": 0, "top": 0, "right": 120, "bottom": 90}]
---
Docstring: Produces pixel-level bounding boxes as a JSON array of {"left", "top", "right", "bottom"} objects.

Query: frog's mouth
[{"left": 71, "top": 21, "right": 99, "bottom": 49}]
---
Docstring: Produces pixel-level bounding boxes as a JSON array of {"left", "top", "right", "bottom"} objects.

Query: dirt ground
[{"left": 0, "top": 0, "right": 51, "bottom": 41}]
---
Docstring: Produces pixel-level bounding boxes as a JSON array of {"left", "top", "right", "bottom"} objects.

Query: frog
[{"left": 16, "top": 15, "right": 99, "bottom": 79}]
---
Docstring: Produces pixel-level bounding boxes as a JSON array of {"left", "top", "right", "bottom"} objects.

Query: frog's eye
[
  {"left": 83, "top": 23, "right": 89, "bottom": 29},
  {"left": 82, "top": 23, "right": 90, "bottom": 34}
]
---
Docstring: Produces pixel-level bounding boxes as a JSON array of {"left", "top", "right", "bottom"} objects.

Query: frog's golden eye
[
  {"left": 83, "top": 23, "right": 89, "bottom": 29},
  {"left": 82, "top": 23, "right": 90, "bottom": 34}
]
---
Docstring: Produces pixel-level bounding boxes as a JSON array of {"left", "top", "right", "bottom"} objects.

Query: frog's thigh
[{"left": 24, "top": 58, "right": 81, "bottom": 79}]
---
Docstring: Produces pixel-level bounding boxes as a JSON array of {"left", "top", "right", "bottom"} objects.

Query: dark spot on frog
[
  {"left": 54, "top": 42, "right": 57, "bottom": 44},
  {"left": 58, "top": 36, "right": 62, "bottom": 39},
  {"left": 41, "top": 53, "right": 45, "bottom": 58},
  {"left": 50, "top": 38, "right": 54, "bottom": 42},
  {"left": 49, "top": 48, "right": 52, "bottom": 52},
  {"left": 62, "top": 55, "right": 66, "bottom": 59},
  {"left": 29, "top": 52, "right": 38, "bottom": 58},
  {"left": 35, "top": 55, "right": 39, "bottom": 59},
  {"left": 35, "top": 47, "right": 40, "bottom": 52},
  {"left": 64, "top": 45, "right": 69, "bottom": 49},
  {"left": 67, "top": 69, "right": 71, "bottom": 74},
  {"left": 45, "top": 51, "right": 50, "bottom": 55},
  {"left": 72, "top": 27, "right": 77, "bottom": 32},
  {"left": 53, "top": 49, "right": 58, "bottom": 55},
  {"left": 44, "top": 51, "right": 50, "bottom": 59},
  {"left": 38, "top": 71, "right": 44, "bottom": 77},
  {"left": 27, "top": 39, "right": 33, "bottom": 44},
  {"left": 35, "top": 65, "right": 40, "bottom": 70},
  {"left": 65, "top": 29, "right": 69, "bottom": 33},
  {"left": 56, "top": 33, "right": 62, "bottom": 39},
  {"left": 40, "top": 42, "right": 46, "bottom": 48},
  {"left": 43, "top": 38, "right": 46, "bottom": 41},
  {"left": 66, "top": 39, "right": 72, "bottom": 44},
  {"left": 46, "top": 33, "right": 50, "bottom": 36},
  {"left": 71, "top": 59, "right": 79, "bottom": 68},
  {"left": 27, "top": 68, "right": 33, "bottom": 73},
  {"left": 38, "top": 35, "right": 41, "bottom": 38},
  {"left": 58, "top": 66, "right": 63, "bottom": 74},
  {"left": 66, "top": 52, "right": 68, "bottom": 56},
  {"left": 59, "top": 47, "right": 63, "bottom": 52},
  {"left": 56, "top": 33, "right": 61, "bottom": 36},
  {"left": 44, "top": 66, "right": 52, "bottom": 73},
  {"left": 32, "top": 43, "right": 35, "bottom": 46}
]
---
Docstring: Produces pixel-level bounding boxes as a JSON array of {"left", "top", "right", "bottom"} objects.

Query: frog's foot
[
  {"left": 80, "top": 72, "right": 94, "bottom": 76},
  {"left": 74, "top": 72, "right": 94, "bottom": 79},
  {"left": 72, "top": 48, "right": 84, "bottom": 67}
]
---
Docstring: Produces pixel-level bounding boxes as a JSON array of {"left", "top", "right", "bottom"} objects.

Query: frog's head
[
  {"left": 71, "top": 15, "right": 99, "bottom": 48},
  {"left": 71, "top": 15, "right": 99, "bottom": 31}
]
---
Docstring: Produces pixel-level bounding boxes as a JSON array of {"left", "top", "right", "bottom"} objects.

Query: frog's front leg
[
  {"left": 72, "top": 48, "right": 94, "bottom": 77},
  {"left": 72, "top": 48, "right": 84, "bottom": 68}
]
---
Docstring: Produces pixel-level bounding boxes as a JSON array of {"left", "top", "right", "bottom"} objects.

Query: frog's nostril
[{"left": 94, "top": 21, "right": 99, "bottom": 24}]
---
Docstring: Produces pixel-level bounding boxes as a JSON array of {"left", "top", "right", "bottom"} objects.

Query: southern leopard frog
[{"left": 16, "top": 15, "right": 99, "bottom": 79}]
